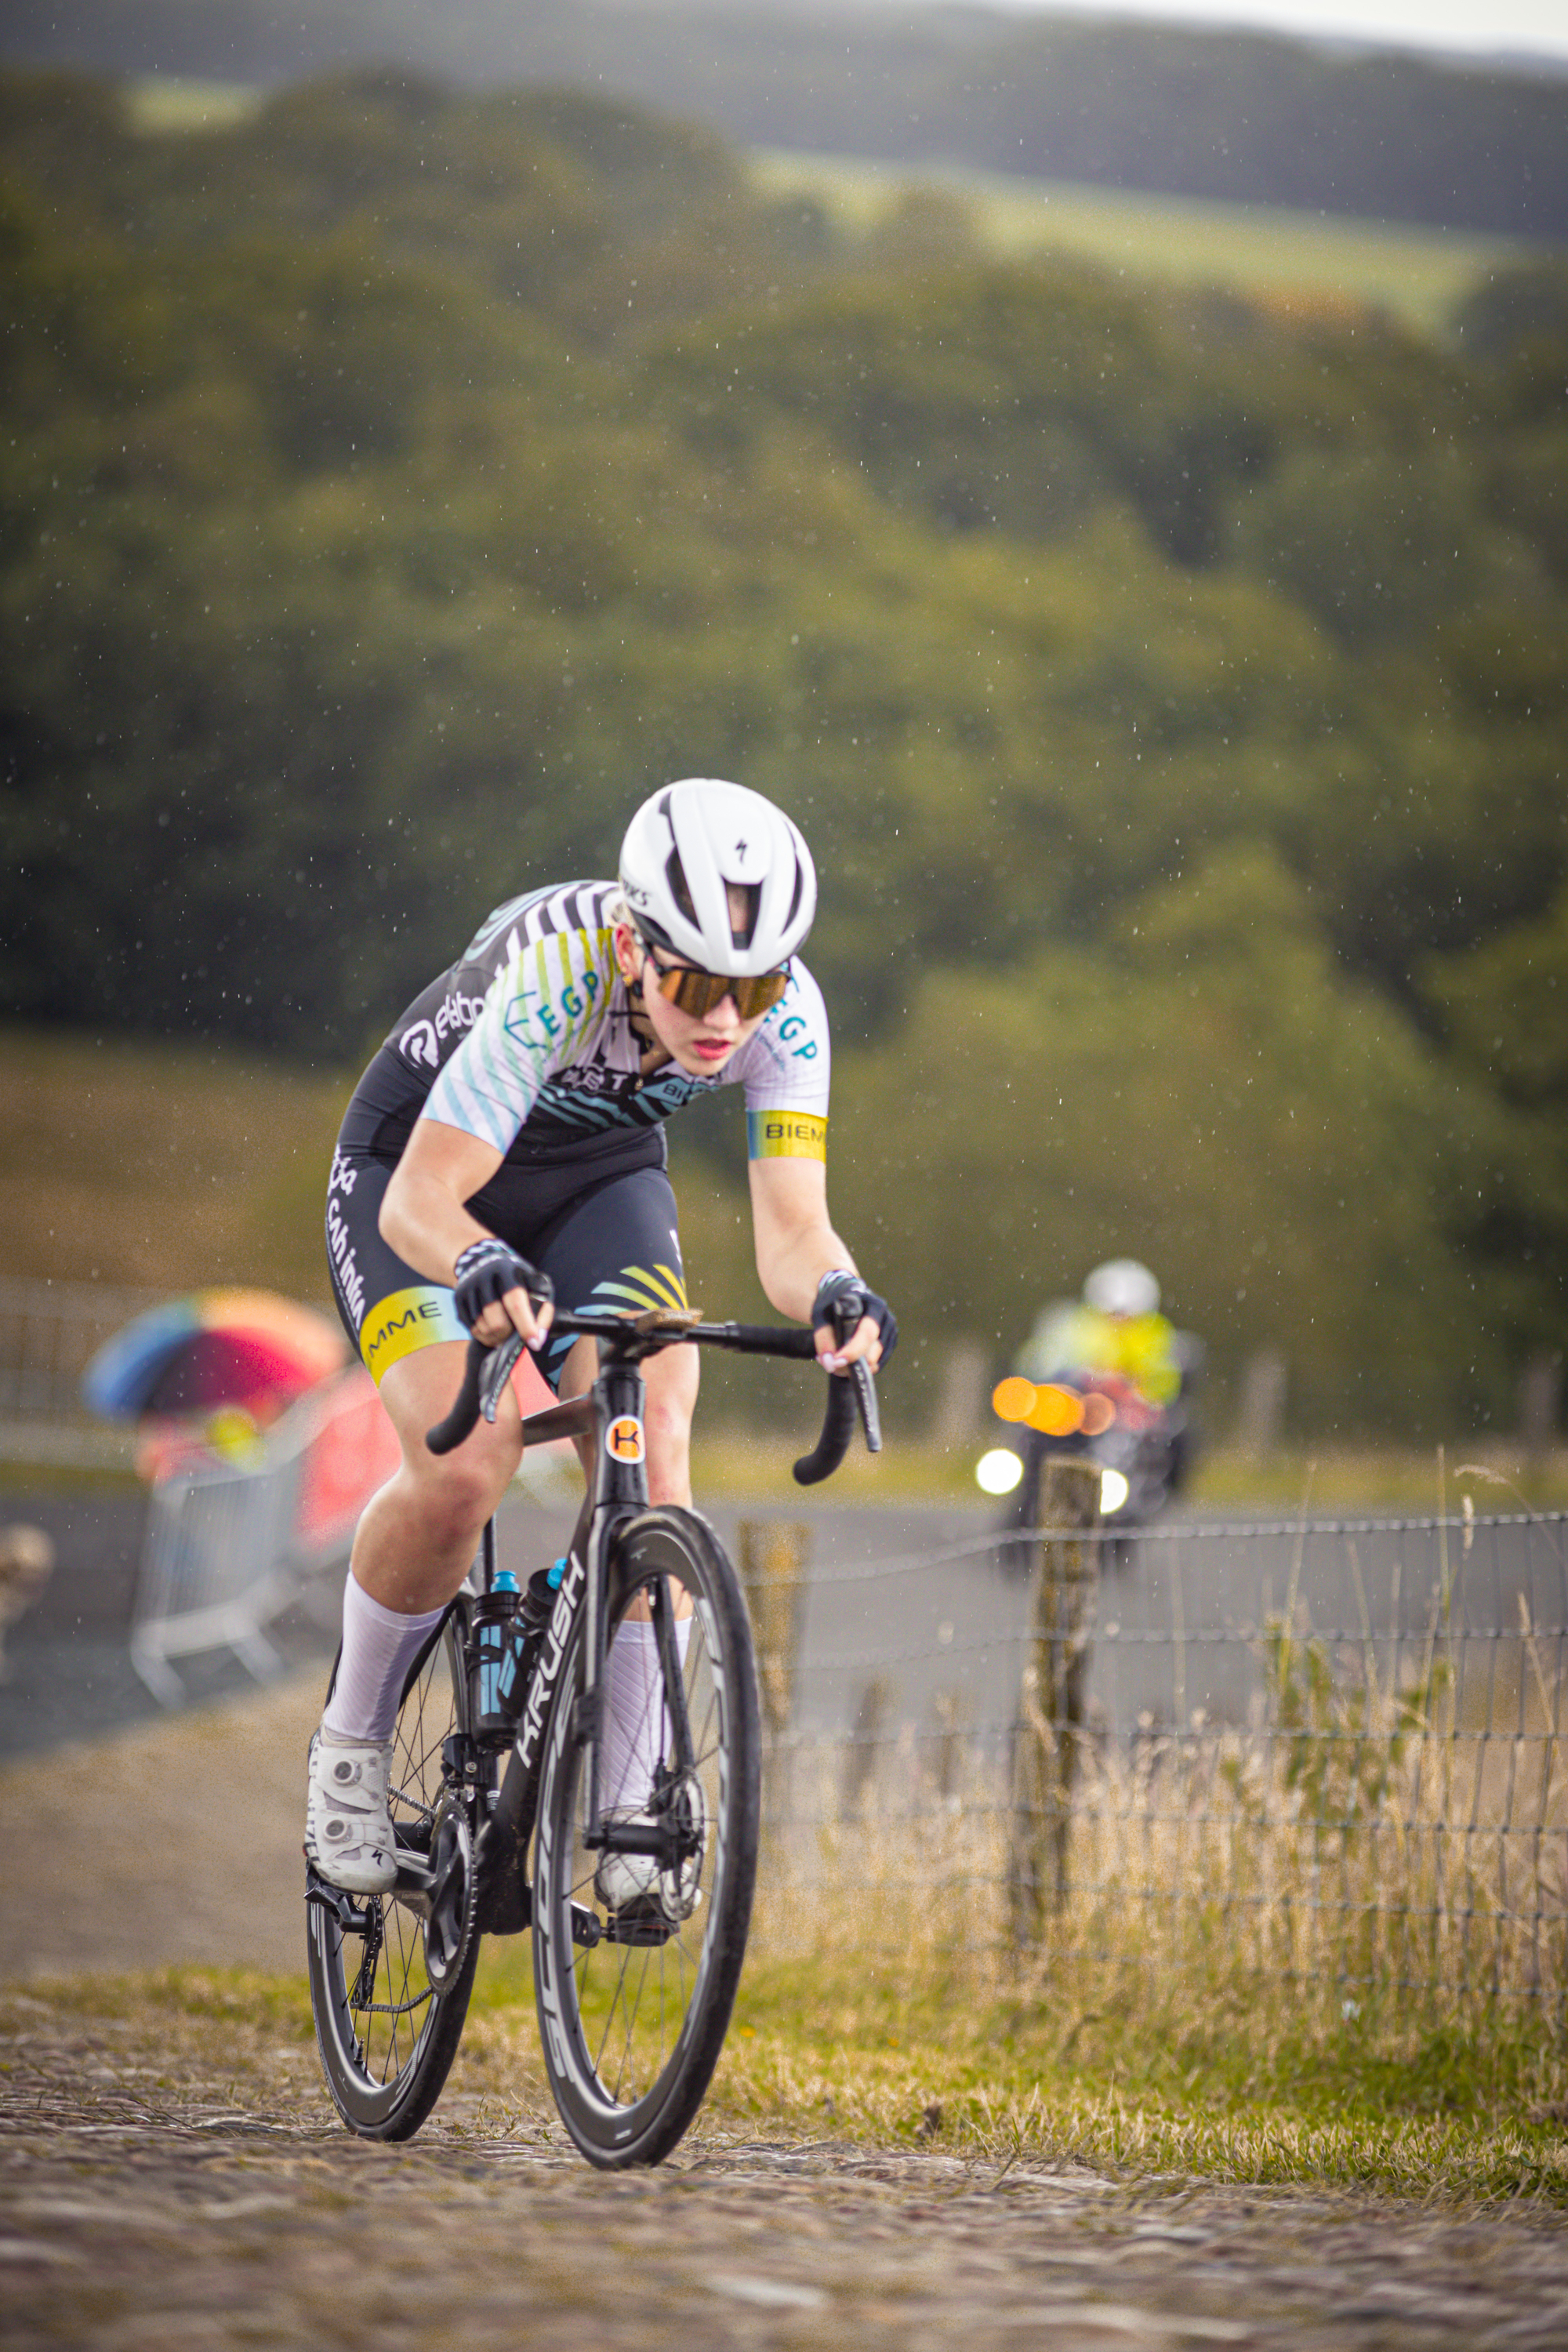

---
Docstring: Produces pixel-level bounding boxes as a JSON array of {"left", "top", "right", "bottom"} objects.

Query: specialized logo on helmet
[{"left": 723, "top": 829, "right": 768, "bottom": 880}]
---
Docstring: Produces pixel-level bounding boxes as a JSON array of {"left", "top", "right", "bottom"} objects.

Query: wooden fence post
[
  {"left": 737, "top": 1518, "right": 808, "bottom": 1836},
  {"left": 1009, "top": 1453, "right": 1102, "bottom": 1945}
]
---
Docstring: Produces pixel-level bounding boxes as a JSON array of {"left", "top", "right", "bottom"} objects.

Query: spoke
[
  {"left": 543, "top": 1545, "right": 745, "bottom": 2136},
  {"left": 612, "top": 1944, "right": 655, "bottom": 2104},
  {"left": 593, "top": 1941, "right": 627, "bottom": 2083}
]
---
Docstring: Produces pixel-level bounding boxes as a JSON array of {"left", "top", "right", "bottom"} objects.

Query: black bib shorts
[{"left": 325, "top": 1054, "right": 688, "bottom": 1395}]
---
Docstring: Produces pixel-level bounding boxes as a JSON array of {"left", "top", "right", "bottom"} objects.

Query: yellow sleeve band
[
  {"left": 360, "top": 1285, "right": 466, "bottom": 1384},
  {"left": 747, "top": 1109, "right": 827, "bottom": 1162}
]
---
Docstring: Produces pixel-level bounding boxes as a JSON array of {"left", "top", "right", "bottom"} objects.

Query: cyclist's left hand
[{"left": 811, "top": 1272, "right": 896, "bottom": 1375}]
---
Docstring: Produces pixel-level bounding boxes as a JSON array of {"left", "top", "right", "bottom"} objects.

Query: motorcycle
[{"left": 977, "top": 1367, "right": 1196, "bottom": 1573}]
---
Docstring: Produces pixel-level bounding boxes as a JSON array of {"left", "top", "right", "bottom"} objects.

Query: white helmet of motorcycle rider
[
  {"left": 1083, "top": 1258, "right": 1161, "bottom": 1319},
  {"left": 619, "top": 779, "right": 817, "bottom": 975}
]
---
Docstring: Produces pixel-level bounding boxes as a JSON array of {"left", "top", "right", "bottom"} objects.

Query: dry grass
[
  {"left": 7, "top": 1639, "right": 1566, "bottom": 2199},
  {"left": 653, "top": 1626, "right": 1568, "bottom": 2199},
  {"left": 0, "top": 1024, "right": 352, "bottom": 1300}
]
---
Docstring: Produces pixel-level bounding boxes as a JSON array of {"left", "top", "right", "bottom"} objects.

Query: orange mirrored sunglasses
[{"left": 644, "top": 947, "right": 790, "bottom": 1022}]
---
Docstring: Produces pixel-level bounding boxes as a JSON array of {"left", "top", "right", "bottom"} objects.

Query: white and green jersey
[{"left": 378, "top": 880, "right": 829, "bottom": 1170}]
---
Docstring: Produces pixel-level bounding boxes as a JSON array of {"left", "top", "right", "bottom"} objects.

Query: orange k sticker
[{"left": 606, "top": 1415, "right": 646, "bottom": 1464}]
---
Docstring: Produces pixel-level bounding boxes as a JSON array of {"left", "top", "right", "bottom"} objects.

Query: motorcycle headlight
[{"left": 976, "top": 1448, "right": 1025, "bottom": 1497}]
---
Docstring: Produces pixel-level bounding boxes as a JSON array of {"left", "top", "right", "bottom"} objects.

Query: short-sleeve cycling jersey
[
  {"left": 326, "top": 880, "right": 832, "bottom": 1388},
  {"left": 376, "top": 880, "right": 829, "bottom": 1167}
]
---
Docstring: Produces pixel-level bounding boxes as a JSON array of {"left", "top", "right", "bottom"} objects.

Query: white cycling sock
[
  {"left": 603, "top": 1614, "right": 692, "bottom": 1815},
  {"left": 321, "top": 1573, "right": 448, "bottom": 1747}
]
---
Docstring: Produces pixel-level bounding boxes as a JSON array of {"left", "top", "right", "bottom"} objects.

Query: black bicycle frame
[{"left": 432, "top": 1305, "right": 876, "bottom": 1934}]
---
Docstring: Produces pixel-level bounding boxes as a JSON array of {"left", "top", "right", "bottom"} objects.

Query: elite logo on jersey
[{"left": 401, "top": 989, "right": 485, "bottom": 1069}]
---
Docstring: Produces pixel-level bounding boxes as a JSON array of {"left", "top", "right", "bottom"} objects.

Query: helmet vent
[
  {"left": 784, "top": 864, "right": 803, "bottom": 938},
  {"left": 728, "top": 882, "right": 760, "bottom": 950},
  {"left": 665, "top": 850, "right": 696, "bottom": 925}
]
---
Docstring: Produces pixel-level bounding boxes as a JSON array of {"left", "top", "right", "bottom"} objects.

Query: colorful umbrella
[{"left": 82, "top": 1289, "right": 348, "bottom": 1421}]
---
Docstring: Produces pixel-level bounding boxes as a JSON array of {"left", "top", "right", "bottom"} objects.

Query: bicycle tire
[
  {"left": 307, "top": 1599, "right": 481, "bottom": 2140},
  {"left": 532, "top": 1506, "right": 760, "bottom": 2168}
]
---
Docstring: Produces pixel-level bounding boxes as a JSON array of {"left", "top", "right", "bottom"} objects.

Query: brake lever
[
  {"left": 479, "top": 1331, "right": 524, "bottom": 1423},
  {"left": 830, "top": 1295, "right": 881, "bottom": 1455},
  {"left": 848, "top": 1357, "right": 882, "bottom": 1454}
]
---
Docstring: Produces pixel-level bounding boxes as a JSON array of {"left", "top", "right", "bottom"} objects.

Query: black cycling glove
[
  {"left": 452, "top": 1239, "right": 554, "bottom": 1336},
  {"left": 811, "top": 1269, "right": 897, "bottom": 1364}
]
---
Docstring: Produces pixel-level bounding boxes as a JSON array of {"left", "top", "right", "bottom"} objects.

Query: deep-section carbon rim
[
  {"left": 532, "top": 1507, "right": 760, "bottom": 2169},
  {"left": 307, "top": 1602, "right": 479, "bottom": 2140}
]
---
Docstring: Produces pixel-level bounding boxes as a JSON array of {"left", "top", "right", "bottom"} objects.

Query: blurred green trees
[{"left": 2, "top": 67, "right": 1564, "bottom": 1436}]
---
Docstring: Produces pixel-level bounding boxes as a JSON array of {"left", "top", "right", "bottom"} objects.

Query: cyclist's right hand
[{"left": 452, "top": 1239, "right": 555, "bottom": 1352}]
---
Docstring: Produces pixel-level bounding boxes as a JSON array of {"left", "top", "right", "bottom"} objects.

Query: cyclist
[
  {"left": 1017, "top": 1258, "right": 1183, "bottom": 1408},
  {"left": 308, "top": 779, "right": 895, "bottom": 1899}
]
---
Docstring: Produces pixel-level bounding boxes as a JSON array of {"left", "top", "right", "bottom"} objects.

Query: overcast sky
[{"left": 955, "top": 0, "right": 1568, "bottom": 67}]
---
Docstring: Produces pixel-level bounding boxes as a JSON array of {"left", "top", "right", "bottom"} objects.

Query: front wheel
[
  {"left": 532, "top": 1507, "right": 760, "bottom": 2168},
  {"left": 307, "top": 1599, "right": 480, "bottom": 2140}
]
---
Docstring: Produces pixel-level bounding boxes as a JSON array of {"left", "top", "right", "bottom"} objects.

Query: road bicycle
[{"left": 305, "top": 1298, "right": 879, "bottom": 2167}]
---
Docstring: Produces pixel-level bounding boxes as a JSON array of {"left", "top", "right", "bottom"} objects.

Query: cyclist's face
[{"left": 613, "top": 923, "right": 771, "bottom": 1076}]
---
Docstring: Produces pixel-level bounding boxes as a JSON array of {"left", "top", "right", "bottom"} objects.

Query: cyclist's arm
[
  {"left": 379, "top": 1119, "right": 550, "bottom": 1349},
  {"left": 377, "top": 920, "right": 609, "bottom": 1346},
  {"left": 747, "top": 1156, "right": 882, "bottom": 1371}
]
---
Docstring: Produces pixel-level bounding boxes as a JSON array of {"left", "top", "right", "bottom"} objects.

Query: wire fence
[{"left": 740, "top": 1487, "right": 1568, "bottom": 2014}]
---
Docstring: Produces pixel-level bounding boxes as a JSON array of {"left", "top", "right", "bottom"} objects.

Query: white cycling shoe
[
  {"left": 306, "top": 1732, "right": 397, "bottom": 1896},
  {"left": 594, "top": 1809, "right": 703, "bottom": 1923}
]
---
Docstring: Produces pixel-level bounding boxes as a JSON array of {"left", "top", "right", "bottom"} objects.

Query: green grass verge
[
  {"left": 688, "top": 1433, "right": 1568, "bottom": 1512},
  {"left": 707, "top": 1954, "right": 1568, "bottom": 2202},
  {"left": 469, "top": 1939, "right": 1568, "bottom": 2200},
  {"left": 14, "top": 1955, "right": 1566, "bottom": 2202}
]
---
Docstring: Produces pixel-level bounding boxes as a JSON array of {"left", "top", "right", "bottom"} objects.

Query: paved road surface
[{"left": 5, "top": 1992, "right": 1568, "bottom": 2352}]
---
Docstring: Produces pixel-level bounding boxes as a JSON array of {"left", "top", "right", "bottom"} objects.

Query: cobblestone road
[{"left": 4, "top": 1996, "right": 1568, "bottom": 2350}]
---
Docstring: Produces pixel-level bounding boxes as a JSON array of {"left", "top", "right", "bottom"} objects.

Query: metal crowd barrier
[
  {"left": 131, "top": 1439, "right": 307, "bottom": 1706},
  {"left": 130, "top": 1369, "right": 575, "bottom": 1703}
]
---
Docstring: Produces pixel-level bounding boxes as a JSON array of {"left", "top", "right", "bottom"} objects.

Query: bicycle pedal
[{"left": 569, "top": 1901, "right": 602, "bottom": 1948}]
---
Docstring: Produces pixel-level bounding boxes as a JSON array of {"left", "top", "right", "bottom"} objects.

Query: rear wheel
[
  {"left": 532, "top": 1507, "right": 760, "bottom": 2168},
  {"left": 307, "top": 1599, "right": 480, "bottom": 2140}
]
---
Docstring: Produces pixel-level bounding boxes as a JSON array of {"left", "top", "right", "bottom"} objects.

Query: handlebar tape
[
  {"left": 426, "top": 1339, "right": 486, "bottom": 1456},
  {"left": 793, "top": 1369, "right": 859, "bottom": 1486},
  {"left": 793, "top": 1297, "right": 881, "bottom": 1484},
  {"left": 702, "top": 1323, "right": 818, "bottom": 1359},
  {"left": 425, "top": 1333, "right": 524, "bottom": 1455}
]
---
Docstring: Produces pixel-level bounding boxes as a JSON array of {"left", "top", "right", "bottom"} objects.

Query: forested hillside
[
  {"left": 5, "top": 0, "right": 1568, "bottom": 235},
  {"left": 2, "top": 69, "right": 1565, "bottom": 1436}
]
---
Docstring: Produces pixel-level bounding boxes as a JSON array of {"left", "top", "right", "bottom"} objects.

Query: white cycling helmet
[
  {"left": 619, "top": 779, "right": 817, "bottom": 975},
  {"left": 1083, "top": 1258, "right": 1161, "bottom": 1318}
]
